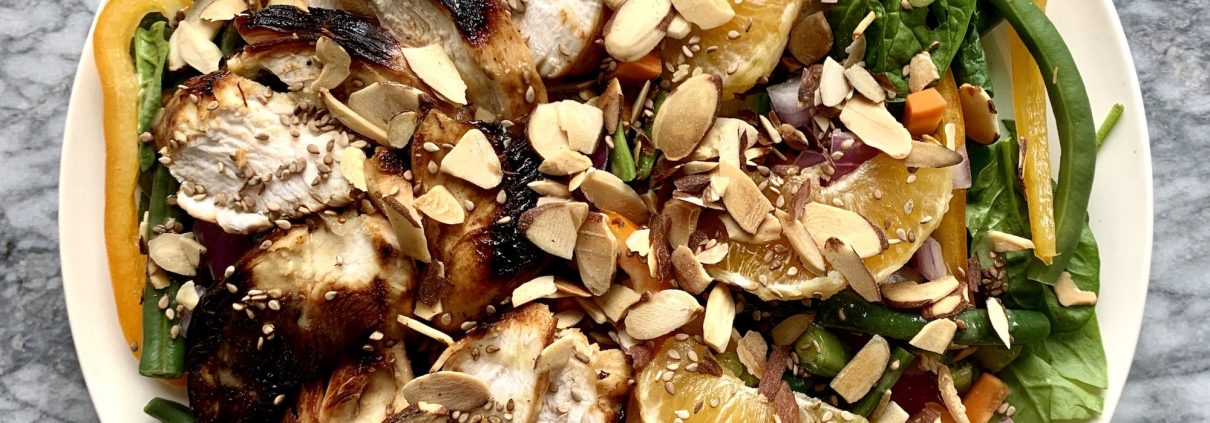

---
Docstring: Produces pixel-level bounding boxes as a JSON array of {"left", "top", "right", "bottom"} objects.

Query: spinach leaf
[
  {"left": 1041, "top": 218, "right": 1099, "bottom": 332},
  {"left": 971, "top": 0, "right": 1004, "bottom": 36},
  {"left": 828, "top": 0, "right": 885, "bottom": 61},
  {"left": 952, "top": 23, "right": 994, "bottom": 96},
  {"left": 927, "top": 0, "right": 976, "bottom": 76},
  {"left": 999, "top": 352, "right": 1104, "bottom": 423},
  {"left": 134, "top": 20, "right": 172, "bottom": 171},
  {"left": 1027, "top": 315, "right": 1108, "bottom": 389}
]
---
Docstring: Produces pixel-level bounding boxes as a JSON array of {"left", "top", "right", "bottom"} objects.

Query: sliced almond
[
  {"left": 908, "top": 52, "right": 940, "bottom": 93},
  {"left": 387, "top": 111, "right": 420, "bottom": 149},
  {"left": 986, "top": 297, "right": 1012, "bottom": 348},
  {"left": 348, "top": 82, "right": 426, "bottom": 131},
  {"left": 871, "top": 401, "right": 909, "bottom": 423},
  {"left": 937, "top": 366, "right": 972, "bottom": 423},
  {"left": 175, "top": 21, "right": 223, "bottom": 74},
  {"left": 553, "top": 278, "right": 593, "bottom": 298},
  {"left": 771, "top": 313, "right": 814, "bottom": 346},
  {"left": 599, "top": 79, "right": 624, "bottom": 134},
  {"left": 839, "top": 97, "right": 913, "bottom": 159},
  {"left": 626, "top": 229, "right": 652, "bottom": 257},
  {"left": 414, "top": 185, "right": 466, "bottom": 225},
  {"left": 539, "top": 150, "right": 594, "bottom": 176},
  {"left": 557, "top": 101, "right": 605, "bottom": 154},
  {"left": 696, "top": 242, "right": 729, "bottom": 265},
  {"left": 881, "top": 276, "right": 961, "bottom": 308},
  {"left": 666, "top": 13, "right": 693, "bottom": 39},
  {"left": 603, "top": 0, "right": 673, "bottom": 62},
  {"left": 528, "top": 103, "right": 571, "bottom": 159},
  {"left": 736, "top": 331, "right": 768, "bottom": 378},
  {"left": 842, "top": 34, "right": 868, "bottom": 69},
  {"left": 200, "top": 0, "right": 247, "bottom": 21},
  {"left": 518, "top": 202, "right": 590, "bottom": 260},
  {"left": 703, "top": 284, "right": 736, "bottom": 352},
  {"left": 775, "top": 210, "right": 826, "bottom": 276},
  {"left": 381, "top": 195, "right": 431, "bottom": 262},
  {"left": 909, "top": 318, "right": 957, "bottom": 354},
  {"left": 580, "top": 169, "right": 650, "bottom": 224},
  {"left": 513, "top": 275, "right": 559, "bottom": 307},
  {"left": 829, "top": 335, "right": 890, "bottom": 403},
  {"left": 664, "top": 199, "right": 701, "bottom": 248},
  {"left": 322, "top": 89, "right": 388, "bottom": 144},
  {"left": 692, "top": 117, "right": 757, "bottom": 164},
  {"left": 623, "top": 289, "right": 703, "bottom": 340},
  {"left": 576, "top": 213, "right": 618, "bottom": 295},
  {"left": 988, "top": 230, "right": 1036, "bottom": 252},
  {"left": 788, "top": 12, "right": 833, "bottom": 66},
  {"left": 401, "top": 371, "right": 491, "bottom": 411},
  {"left": 721, "top": 213, "right": 782, "bottom": 244},
  {"left": 672, "top": 245, "right": 713, "bottom": 295},
  {"left": 397, "top": 314, "right": 453, "bottom": 345},
  {"left": 670, "top": 0, "right": 734, "bottom": 30},
  {"left": 147, "top": 233, "right": 204, "bottom": 276},
  {"left": 575, "top": 297, "right": 609, "bottom": 324},
  {"left": 819, "top": 57, "right": 852, "bottom": 108},
  {"left": 312, "top": 37, "right": 351, "bottom": 91},
  {"left": 822, "top": 237, "right": 880, "bottom": 302},
  {"left": 402, "top": 44, "right": 467, "bottom": 105},
  {"left": 652, "top": 74, "right": 722, "bottom": 161},
  {"left": 555, "top": 309, "right": 587, "bottom": 329},
  {"left": 902, "top": 140, "right": 964, "bottom": 168},
  {"left": 1054, "top": 271, "right": 1098, "bottom": 306},
  {"left": 801, "top": 202, "right": 885, "bottom": 258},
  {"left": 594, "top": 284, "right": 642, "bottom": 321},
  {"left": 528, "top": 179, "right": 573, "bottom": 199},
  {"left": 339, "top": 147, "right": 368, "bottom": 191},
  {"left": 682, "top": 161, "right": 721, "bottom": 175},
  {"left": 536, "top": 336, "right": 577, "bottom": 373},
  {"left": 922, "top": 294, "right": 966, "bottom": 320},
  {"left": 844, "top": 65, "right": 886, "bottom": 103},
  {"left": 715, "top": 162, "right": 774, "bottom": 234},
  {"left": 440, "top": 129, "right": 503, "bottom": 189},
  {"left": 958, "top": 84, "right": 1001, "bottom": 145}
]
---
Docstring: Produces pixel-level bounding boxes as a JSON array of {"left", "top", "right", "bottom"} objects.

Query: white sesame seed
[
  {"left": 675, "top": 410, "right": 690, "bottom": 419},
  {"left": 325, "top": 291, "right": 337, "bottom": 300}
]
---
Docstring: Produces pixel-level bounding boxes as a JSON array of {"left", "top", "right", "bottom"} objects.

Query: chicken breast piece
[
  {"left": 344, "top": 0, "right": 548, "bottom": 119},
  {"left": 510, "top": 0, "right": 606, "bottom": 78},
  {"left": 186, "top": 212, "right": 417, "bottom": 423},
  {"left": 282, "top": 343, "right": 414, "bottom": 423},
  {"left": 536, "top": 330, "right": 630, "bottom": 423},
  {"left": 156, "top": 72, "right": 358, "bottom": 234}
]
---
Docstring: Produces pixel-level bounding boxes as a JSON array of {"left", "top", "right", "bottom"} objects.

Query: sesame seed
[
  {"left": 369, "top": 331, "right": 384, "bottom": 341},
  {"left": 832, "top": 198, "right": 845, "bottom": 207},
  {"left": 461, "top": 321, "right": 477, "bottom": 330},
  {"left": 170, "top": 325, "right": 180, "bottom": 339},
  {"left": 268, "top": 300, "right": 280, "bottom": 311},
  {"left": 664, "top": 381, "right": 676, "bottom": 395},
  {"left": 428, "top": 161, "right": 439, "bottom": 174},
  {"left": 727, "top": 30, "right": 740, "bottom": 40},
  {"left": 424, "top": 142, "right": 440, "bottom": 152},
  {"left": 668, "top": 349, "right": 681, "bottom": 360},
  {"left": 675, "top": 410, "right": 690, "bottom": 419},
  {"left": 440, "top": 313, "right": 454, "bottom": 326},
  {"left": 263, "top": 324, "right": 275, "bottom": 335},
  {"left": 465, "top": 200, "right": 475, "bottom": 211},
  {"left": 325, "top": 291, "right": 337, "bottom": 300},
  {"left": 525, "top": 86, "right": 536, "bottom": 103},
  {"left": 486, "top": 345, "right": 501, "bottom": 354},
  {"left": 496, "top": 190, "right": 507, "bottom": 204},
  {"left": 165, "top": 308, "right": 176, "bottom": 320}
]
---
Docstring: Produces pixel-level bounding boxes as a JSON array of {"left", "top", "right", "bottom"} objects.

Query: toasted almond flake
[
  {"left": 840, "top": 97, "right": 913, "bottom": 159},
  {"left": 321, "top": 89, "right": 389, "bottom": 144},
  {"left": 519, "top": 202, "right": 590, "bottom": 259},
  {"left": 715, "top": 162, "right": 774, "bottom": 234},
  {"left": 881, "top": 276, "right": 960, "bottom": 308},
  {"left": 512, "top": 275, "right": 559, "bottom": 307},
  {"left": 174, "top": 21, "right": 223, "bottom": 74},
  {"left": 626, "top": 229, "right": 653, "bottom": 257},
  {"left": 398, "top": 314, "right": 454, "bottom": 345},
  {"left": 909, "top": 319, "right": 957, "bottom": 354},
  {"left": 774, "top": 210, "right": 827, "bottom": 275},
  {"left": 604, "top": 0, "right": 673, "bottom": 62},
  {"left": 852, "top": 11, "right": 876, "bottom": 39},
  {"left": 958, "top": 84, "right": 1001, "bottom": 145},
  {"left": 652, "top": 74, "right": 722, "bottom": 161},
  {"left": 922, "top": 294, "right": 966, "bottom": 320},
  {"left": 822, "top": 237, "right": 880, "bottom": 302},
  {"left": 539, "top": 149, "right": 594, "bottom": 176},
  {"left": 937, "top": 366, "right": 972, "bottom": 423},
  {"left": 440, "top": 129, "right": 503, "bottom": 189},
  {"left": 696, "top": 242, "right": 729, "bottom": 265},
  {"left": 200, "top": 0, "right": 248, "bottom": 21},
  {"left": 671, "top": 0, "right": 734, "bottom": 29},
  {"left": 599, "top": 79, "right": 625, "bottom": 134},
  {"left": 844, "top": 65, "right": 886, "bottom": 103},
  {"left": 528, "top": 103, "right": 571, "bottom": 159},
  {"left": 902, "top": 140, "right": 964, "bottom": 168},
  {"left": 624, "top": 289, "right": 703, "bottom": 339},
  {"left": 147, "top": 233, "right": 204, "bottom": 276},
  {"left": 666, "top": 13, "right": 692, "bottom": 39},
  {"left": 720, "top": 213, "right": 782, "bottom": 244},
  {"left": 555, "top": 308, "right": 587, "bottom": 329},
  {"left": 672, "top": 245, "right": 714, "bottom": 295},
  {"left": 349, "top": 82, "right": 426, "bottom": 131},
  {"left": 312, "top": 37, "right": 352, "bottom": 91},
  {"left": 386, "top": 111, "right": 420, "bottom": 149},
  {"left": 987, "top": 230, "right": 1036, "bottom": 252},
  {"left": 176, "top": 281, "right": 200, "bottom": 310},
  {"left": 800, "top": 202, "right": 886, "bottom": 258},
  {"left": 338, "top": 147, "right": 368, "bottom": 191},
  {"left": 575, "top": 297, "right": 609, "bottom": 324},
  {"left": 557, "top": 101, "right": 605, "bottom": 154},
  {"left": 830, "top": 335, "right": 890, "bottom": 403},
  {"left": 580, "top": 169, "right": 650, "bottom": 224},
  {"left": 402, "top": 371, "right": 491, "bottom": 411},
  {"left": 703, "top": 284, "right": 735, "bottom": 352},
  {"left": 819, "top": 57, "right": 852, "bottom": 108},
  {"left": 402, "top": 44, "right": 468, "bottom": 104},
  {"left": 380, "top": 195, "right": 431, "bottom": 263},
  {"left": 414, "top": 185, "right": 467, "bottom": 225},
  {"left": 528, "top": 180, "right": 573, "bottom": 199},
  {"left": 736, "top": 331, "right": 768, "bottom": 377},
  {"left": 986, "top": 297, "right": 1011, "bottom": 348},
  {"left": 576, "top": 213, "right": 618, "bottom": 295},
  {"left": 594, "top": 284, "right": 642, "bottom": 321},
  {"left": 908, "top": 51, "right": 940, "bottom": 93},
  {"left": 1054, "top": 271, "right": 1098, "bottom": 306},
  {"left": 771, "top": 313, "right": 814, "bottom": 346}
]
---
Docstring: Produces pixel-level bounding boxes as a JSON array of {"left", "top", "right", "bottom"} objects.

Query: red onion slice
[
  {"left": 768, "top": 79, "right": 813, "bottom": 128},
  {"left": 953, "top": 143, "right": 972, "bottom": 189},
  {"left": 911, "top": 236, "right": 948, "bottom": 281}
]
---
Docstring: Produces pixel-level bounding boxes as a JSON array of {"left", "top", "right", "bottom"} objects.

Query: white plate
[{"left": 59, "top": 0, "right": 1152, "bottom": 421}]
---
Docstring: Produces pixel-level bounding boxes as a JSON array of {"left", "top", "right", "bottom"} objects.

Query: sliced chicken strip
[
  {"left": 186, "top": 213, "right": 417, "bottom": 423},
  {"left": 510, "top": 0, "right": 606, "bottom": 78},
  {"left": 345, "top": 0, "right": 548, "bottom": 119},
  {"left": 282, "top": 342, "right": 414, "bottom": 423},
  {"left": 156, "top": 72, "right": 357, "bottom": 234}
]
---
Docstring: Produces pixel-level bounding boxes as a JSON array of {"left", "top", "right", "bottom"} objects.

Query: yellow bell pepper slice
[
  {"left": 1009, "top": 0, "right": 1056, "bottom": 264},
  {"left": 930, "top": 71, "right": 969, "bottom": 277}
]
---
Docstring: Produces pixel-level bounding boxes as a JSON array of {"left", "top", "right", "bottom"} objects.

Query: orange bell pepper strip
[
  {"left": 95, "top": 0, "right": 190, "bottom": 357},
  {"left": 1009, "top": 0, "right": 1056, "bottom": 264},
  {"left": 931, "top": 71, "right": 969, "bottom": 277},
  {"left": 601, "top": 210, "right": 673, "bottom": 295}
]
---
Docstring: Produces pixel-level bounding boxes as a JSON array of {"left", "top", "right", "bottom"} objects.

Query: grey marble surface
[{"left": 0, "top": 0, "right": 1204, "bottom": 420}]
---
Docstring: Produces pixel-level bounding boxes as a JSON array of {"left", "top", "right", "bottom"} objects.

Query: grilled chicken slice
[
  {"left": 411, "top": 111, "right": 548, "bottom": 331},
  {"left": 510, "top": 0, "right": 606, "bottom": 78},
  {"left": 155, "top": 72, "right": 360, "bottom": 234},
  {"left": 186, "top": 212, "right": 417, "bottom": 423},
  {"left": 343, "top": 0, "right": 548, "bottom": 119},
  {"left": 536, "top": 330, "right": 631, "bottom": 423},
  {"left": 439, "top": 303, "right": 558, "bottom": 423},
  {"left": 283, "top": 343, "right": 414, "bottom": 423}
]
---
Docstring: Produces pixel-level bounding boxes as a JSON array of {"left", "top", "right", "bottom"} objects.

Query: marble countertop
[{"left": 0, "top": 0, "right": 1204, "bottom": 420}]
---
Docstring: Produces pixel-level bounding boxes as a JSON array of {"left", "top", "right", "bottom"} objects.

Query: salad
[{"left": 90, "top": 0, "right": 1126, "bottom": 421}]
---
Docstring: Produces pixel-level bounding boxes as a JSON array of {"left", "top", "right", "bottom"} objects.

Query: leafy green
[
  {"left": 952, "top": 23, "right": 994, "bottom": 96},
  {"left": 134, "top": 20, "right": 172, "bottom": 171},
  {"left": 1026, "top": 315, "right": 1108, "bottom": 389},
  {"left": 927, "top": 0, "right": 978, "bottom": 78},
  {"left": 218, "top": 24, "right": 245, "bottom": 57},
  {"left": 828, "top": 0, "right": 884, "bottom": 61},
  {"left": 971, "top": 0, "right": 1004, "bottom": 35},
  {"left": 999, "top": 352, "right": 1104, "bottom": 423},
  {"left": 1041, "top": 219, "right": 1099, "bottom": 332}
]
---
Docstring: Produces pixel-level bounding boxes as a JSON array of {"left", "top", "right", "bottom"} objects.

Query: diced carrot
[
  {"left": 903, "top": 88, "right": 948, "bottom": 136},
  {"left": 962, "top": 374, "right": 1011, "bottom": 423},
  {"left": 609, "top": 52, "right": 664, "bottom": 85}
]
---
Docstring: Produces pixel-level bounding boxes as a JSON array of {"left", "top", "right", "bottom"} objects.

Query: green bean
[
  {"left": 793, "top": 325, "right": 852, "bottom": 378},
  {"left": 950, "top": 361, "right": 975, "bottom": 395},
  {"left": 144, "top": 397, "right": 195, "bottom": 423},
  {"left": 608, "top": 121, "right": 637, "bottom": 181},
  {"left": 139, "top": 165, "right": 187, "bottom": 379},
  {"left": 850, "top": 347, "right": 916, "bottom": 416},
  {"left": 815, "top": 293, "right": 1052, "bottom": 345},
  {"left": 988, "top": 0, "right": 1098, "bottom": 284},
  {"left": 716, "top": 352, "right": 759, "bottom": 387},
  {"left": 1096, "top": 103, "right": 1124, "bottom": 149}
]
